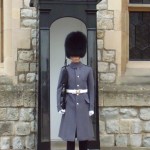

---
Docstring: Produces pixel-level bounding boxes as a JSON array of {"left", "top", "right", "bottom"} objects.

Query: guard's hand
[
  {"left": 59, "top": 109, "right": 66, "bottom": 115},
  {"left": 89, "top": 110, "right": 94, "bottom": 116}
]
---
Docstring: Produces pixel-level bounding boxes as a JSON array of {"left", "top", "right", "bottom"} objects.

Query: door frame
[{"left": 38, "top": 1, "right": 100, "bottom": 149}]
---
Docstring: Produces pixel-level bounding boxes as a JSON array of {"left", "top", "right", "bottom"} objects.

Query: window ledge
[
  {"left": 128, "top": 4, "right": 150, "bottom": 11},
  {"left": 127, "top": 61, "right": 150, "bottom": 68},
  {"left": 125, "top": 61, "right": 150, "bottom": 76}
]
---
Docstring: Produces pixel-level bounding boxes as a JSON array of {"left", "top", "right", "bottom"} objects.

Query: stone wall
[
  {"left": 97, "top": 0, "right": 117, "bottom": 83},
  {"left": 17, "top": 1, "right": 37, "bottom": 83},
  {"left": 100, "top": 84, "right": 150, "bottom": 148},
  {"left": 97, "top": 0, "right": 150, "bottom": 149},
  {"left": 0, "top": 82, "right": 36, "bottom": 149},
  {"left": 0, "top": 0, "right": 37, "bottom": 149}
]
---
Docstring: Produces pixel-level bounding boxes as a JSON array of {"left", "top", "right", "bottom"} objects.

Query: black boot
[
  {"left": 67, "top": 141, "right": 75, "bottom": 150},
  {"left": 79, "top": 141, "right": 88, "bottom": 150}
]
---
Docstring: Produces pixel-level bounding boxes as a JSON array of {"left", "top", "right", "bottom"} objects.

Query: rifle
[{"left": 60, "top": 59, "right": 68, "bottom": 109}]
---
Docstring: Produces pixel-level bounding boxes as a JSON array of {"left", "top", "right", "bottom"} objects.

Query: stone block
[
  {"left": 19, "top": 74, "right": 26, "bottom": 82},
  {"left": 11, "top": 94, "right": 24, "bottom": 107},
  {"left": 30, "top": 63, "right": 37, "bottom": 72},
  {"left": 33, "top": 10, "right": 37, "bottom": 18},
  {"left": 143, "top": 121, "right": 150, "bottom": 132},
  {"left": 23, "top": 92, "right": 36, "bottom": 107},
  {"left": 130, "top": 134, "right": 142, "bottom": 147},
  {"left": 26, "top": 73, "right": 36, "bottom": 83},
  {"left": 0, "top": 92, "right": 23, "bottom": 107},
  {"left": 7, "top": 108, "right": 19, "bottom": 121},
  {"left": 110, "top": 63, "right": 117, "bottom": 72},
  {"left": 0, "top": 122, "right": 13, "bottom": 135},
  {"left": 102, "top": 50, "right": 115, "bottom": 62},
  {"left": 143, "top": 134, "right": 150, "bottom": 147},
  {"left": 100, "top": 121, "right": 105, "bottom": 134},
  {"left": 32, "top": 38, "right": 36, "bottom": 47},
  {"left": 97, "top": 10, "right": 113, "bottom": 19},
  {"left": 0, "top": 108, "right": 7, "bottom": 120},
  {"left": 97, "top": 50, "right": 102, "bottom": 61},
  {"left": 12, "top": 136, "right": 24, "bottom": 149},
  {"left": 140, "top": 108, "right": 150, "bottom": 121},
  {"left": 106, "top": 120, "right": 119, "bottom": 133},
  {"left": 17, "top": 63, "right": 29, "bottom": 72},
  {"left": 18, "top": 50, "right": 34, "bottom": 62},
  {"left": 20, "top": 108, "right": 34, "bottom": 121},
  {"left": 21, "top": 19, "right": 36, "bottom": 28},
  {"left": 31, "top": 121, "right": 36, "bottom": 132},
  {"left": 15, "top": 122, "right": 30, "bottom": 135},
  {"left": 21, "top": 9, "right": 32, "bottom": 17},
  {"left": 31, "top": 29, "right": 36, "bottom": 38},
  {"left": 98, "top": 62, "right": 109, "bottom": 73},
  {"left": 116, "top": 134, "right": 128, "bottom": 147},
  {"left": 97, "top": 39, "right": 104, "bottom": 49},
  {"left": 100, "top": 73, "right": 116, "bottom": 83},
  {"left": 0, "top": 137, "right": 10, "bottom": 149},
  {"left": 97, "top": 3, "right": 107, "bottom": 10},
  {"left": 97, "top": 30, "right": 104, "bottom": 39},
  {"left": 100, "top": 135, "right": 114, "bottom": 147},
  {"left": 131, "top": 119, "right": 142, "bottom": 134},
  {"left": 24, "top": 0, "right": 30, "bottom": 7},
  {"left": 97, "top": 18, "right": 113, "bottom": 30},
  {"left": 120, "top": 119, "right": 130, "bottom": 133},
  {"left": 100, "top": 107, "right": 119, "bottom": 119},
  {"left": 25, "top": 134, "right": 35, "bottom": 149},
  {"left": 120, "top": 108, "right": 138, "bottom": 119}
]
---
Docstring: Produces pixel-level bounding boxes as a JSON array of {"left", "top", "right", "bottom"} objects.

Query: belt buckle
[{"left": 76, "top": 89, "right": 80, "bottom": 95}]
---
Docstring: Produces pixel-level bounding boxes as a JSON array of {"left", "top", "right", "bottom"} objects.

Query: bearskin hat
[{"left": 65, "top": 31, "right": 87, "bottom": 58}]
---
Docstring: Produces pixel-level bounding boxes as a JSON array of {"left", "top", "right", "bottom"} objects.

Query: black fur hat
[{"left": 65, "top": 31, "right": 87, "bottom": 58}]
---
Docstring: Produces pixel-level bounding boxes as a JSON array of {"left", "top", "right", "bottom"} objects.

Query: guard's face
[{"left": 70, "top": 56, "right": 80, "bottom": 63}]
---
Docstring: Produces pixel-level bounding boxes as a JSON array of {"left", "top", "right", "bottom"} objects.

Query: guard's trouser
[{"left": 67, "top": 141, "right": 88, "bottom": 150}]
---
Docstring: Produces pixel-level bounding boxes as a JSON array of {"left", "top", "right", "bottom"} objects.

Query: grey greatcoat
[{"left": 57, "top": 62, "right": 95, "bottom": 141}]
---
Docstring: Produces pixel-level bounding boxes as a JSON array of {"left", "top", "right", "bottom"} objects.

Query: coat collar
[{"left": 69, "top": 62, "right": 83, "bottom": 69}]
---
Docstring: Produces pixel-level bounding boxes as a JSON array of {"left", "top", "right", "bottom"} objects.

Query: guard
[{"left": 57, "top": 31, "right": 95, "bottom": 150}]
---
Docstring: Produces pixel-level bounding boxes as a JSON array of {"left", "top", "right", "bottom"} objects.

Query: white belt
[{"left": 66, "top": 89, "right": 88, "bottom": 94}]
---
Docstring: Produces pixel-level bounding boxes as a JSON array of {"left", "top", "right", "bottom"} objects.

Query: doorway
[
  {"left": 38, "top": 3, "right": 100, "bottom": 148},
  {"left": 50, "top": 17, "right": 87, "bottom": 141}
]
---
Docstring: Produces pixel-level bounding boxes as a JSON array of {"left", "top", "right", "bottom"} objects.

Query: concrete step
[
  {"left": 51, "top": 141, "right": 99, "bottom": 150},
  {"left": 51, "top": 141, "right": 78, "bottom": 150}
]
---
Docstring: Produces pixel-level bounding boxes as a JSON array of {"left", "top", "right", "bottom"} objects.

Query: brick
[
  {"left": 106, "top": 120, "right": 119, "bottom": 133},
  {"left": 100, "top": 135, "right": 114, "bottom": 147},
  {"left": 15, "top": 122, "right": 30, "bottom": 135}
]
